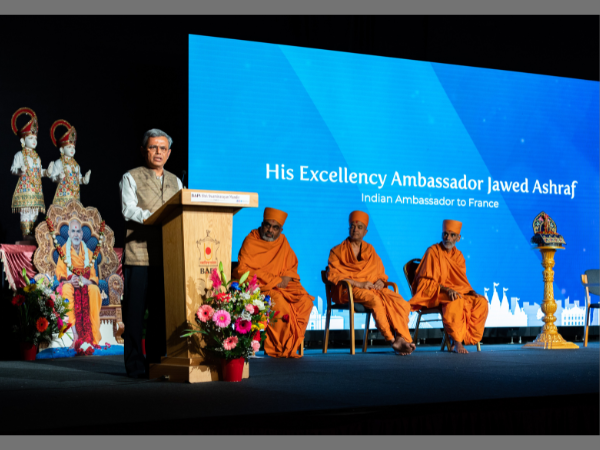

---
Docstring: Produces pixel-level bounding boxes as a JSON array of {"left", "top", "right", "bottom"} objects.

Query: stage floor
[{"left": 1, "top": 342, "right": 598, "bottom": 434}]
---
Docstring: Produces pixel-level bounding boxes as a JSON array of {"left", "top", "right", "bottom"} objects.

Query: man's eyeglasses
[{"left": 147, "top": 145, "right": 169, "bottom": 154}]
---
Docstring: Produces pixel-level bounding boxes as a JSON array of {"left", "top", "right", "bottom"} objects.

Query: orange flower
[{"left": 36, "top": 317, "right": 49, "bottom": 332}]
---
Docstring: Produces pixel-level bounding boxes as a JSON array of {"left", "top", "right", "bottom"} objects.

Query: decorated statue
[
  {"left": 10, "top": 107, "right": 52, "bottom": 239},
  {"left": 49, "top": 119, "right": 91, "bottom": 206}
]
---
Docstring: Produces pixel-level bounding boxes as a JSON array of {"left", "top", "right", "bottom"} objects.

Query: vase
[
  {"left": 20, "top": 342, "right": 37, "bottom": 361},
  {"left": 222, "top": 357, "right": 245, "bottom": 382}
]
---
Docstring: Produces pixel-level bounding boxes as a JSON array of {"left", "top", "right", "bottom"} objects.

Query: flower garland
[{"left": 46, "top": 217, "right": 106, "bottom": 275}]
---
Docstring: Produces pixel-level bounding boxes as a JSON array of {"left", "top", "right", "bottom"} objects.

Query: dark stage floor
[{"left": 1, "top": 343, "right": 598, "bottom": 435}]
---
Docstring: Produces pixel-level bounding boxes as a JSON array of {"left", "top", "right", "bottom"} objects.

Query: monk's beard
[
  {"left": 443, "top": 241, "right": 455, "bottom": 250},
  {"left": 259, "top": 229, "right": 277, "bottom": 242}
]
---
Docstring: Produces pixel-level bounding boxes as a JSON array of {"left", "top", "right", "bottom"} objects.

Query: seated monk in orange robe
[
  {"left": 328, "top": 211, "right": 415, "bottom": 355},
  {"left": 409, "top": 219, "right": 489, "bottom": 354},
  {"left": 232, "top": 207, "right": 314, "bottom": 358},
  {"left": 56, "top": 219, "right": 103, "bottom": 347}
]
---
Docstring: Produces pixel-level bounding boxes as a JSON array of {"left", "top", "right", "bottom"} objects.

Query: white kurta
[{"left": 119, "top": 172, "right": 183, "bottom": 224}]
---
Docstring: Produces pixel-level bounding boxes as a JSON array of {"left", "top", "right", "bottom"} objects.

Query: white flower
[
  {"left": 241, "top": 311, "right": 252, "bottom": 321},
  {"left": 240, "top": 292, "right": 251, "bottom": 300},
  {"left": 253, "top": 299, "right": 266, "bottom": 311}
]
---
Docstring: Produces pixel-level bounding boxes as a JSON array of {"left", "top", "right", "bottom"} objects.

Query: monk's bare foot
[
  {"left": 391, "top": 336, "right": 414, "bottom": 355},
  {"left": 451, "top": 341, "right": 468, "bottom": 354}
]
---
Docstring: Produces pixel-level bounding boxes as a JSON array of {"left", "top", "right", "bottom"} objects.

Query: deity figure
[
  {"left": 49, "top": 119, "right": 91, "bottom": 206},
  {"left": 10, "top": 107, "right": 52, "bottom": 239}
]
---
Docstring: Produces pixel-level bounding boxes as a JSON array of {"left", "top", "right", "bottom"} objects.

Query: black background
[{"left": 0, "top": 16, "right": 598, "bottom": 247}]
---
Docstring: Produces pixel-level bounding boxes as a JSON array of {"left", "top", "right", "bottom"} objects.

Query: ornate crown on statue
[
  {"left": 11, "top": 107, "right": 39, "bottom": 137},
  {"left": 50, "top": 119, "right": 77, "bottom": 149},
  {"left": 531, "top": 211, "right": 566, "bottom": 247}
]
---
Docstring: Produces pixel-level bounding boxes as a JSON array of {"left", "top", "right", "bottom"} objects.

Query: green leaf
[
  {"left": 238, "top": 271, "right": 250, "bottom": 285},
  {"left": 218, "top": 261, "right": 223, "bottom": 273},
  {"left": 180, "top": 330, "right": 201, "bottom": 338}
]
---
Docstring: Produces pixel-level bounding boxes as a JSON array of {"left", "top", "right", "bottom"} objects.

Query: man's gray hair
[{"left": 142, "top": 129, "right": 173, "bottom": 149}]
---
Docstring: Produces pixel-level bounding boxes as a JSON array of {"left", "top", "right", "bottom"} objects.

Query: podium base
[{"left": 149, "top": 357, "right": 250, "bottom": 383}]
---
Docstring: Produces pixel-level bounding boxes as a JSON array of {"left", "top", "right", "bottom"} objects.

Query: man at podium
[
  {"left": 233, "top": 207, "right": 314, "bottom": 358},
  {"left": 119, "top": 129, "right": 183, "bottom": 378}
]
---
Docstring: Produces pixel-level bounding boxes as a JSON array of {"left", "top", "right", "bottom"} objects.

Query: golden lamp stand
[{"left": 523, "top": 246, "right": 578, "bottom": 350}]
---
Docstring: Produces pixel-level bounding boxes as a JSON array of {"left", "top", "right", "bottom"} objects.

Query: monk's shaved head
[
  {"left": 259, "top": 219, "right": 282, "bottom": 242},
  {"left": 349, "top": 220, "right": 368, "bottom": 243}
]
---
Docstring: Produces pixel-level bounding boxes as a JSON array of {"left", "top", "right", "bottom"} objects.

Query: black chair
[
  {"left": 581, "top": 269, "right": 599, "bottom": 347},
  {"left": 321, "top": 268, "right": 400, "bottom": 355},
  {"left": 403, "top": 258, "right": 481, "bottom": 352}
]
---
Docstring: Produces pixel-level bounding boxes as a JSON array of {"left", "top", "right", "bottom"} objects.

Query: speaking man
[
  {"left": 119, "top": 129, "right": 183, "bottom": 378},
  {"left": 409, "top": 220, "right": 489, "bottom": 354},
  {"left": 327, "top": 211, "right": 415, "bottom": 355},
  {"left": 232, "top": 207, "right": 314, "bottom": 358}
]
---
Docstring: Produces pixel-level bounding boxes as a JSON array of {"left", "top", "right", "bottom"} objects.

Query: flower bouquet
[
  {"left": 181, "top": 262, "right": 277, "bottom": 381},
  {"left": 11, "top": 269, "right": 72, "bottom": 360}
]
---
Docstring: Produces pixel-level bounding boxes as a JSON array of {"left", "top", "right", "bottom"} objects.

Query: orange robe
[
  {"left": 409, "top": 243, "right": 488, "bottom": 345},
  {"left": 233, "top": 230, "right": 314, "bottom": 358},
  {"left": 56, "top": 244, "right": 103, "bottom": 345},
  {"left": 328, "top": 239, "right": 412, "bottom": 343}
]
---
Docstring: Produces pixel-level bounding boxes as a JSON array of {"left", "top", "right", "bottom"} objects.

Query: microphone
[{"left": 181, "top": 170, "right": 187, "bottom": 187}]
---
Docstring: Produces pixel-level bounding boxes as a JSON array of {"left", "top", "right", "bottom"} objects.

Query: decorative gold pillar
[{"left": 522, "top": 246, "right": 578, "bottom": 350}]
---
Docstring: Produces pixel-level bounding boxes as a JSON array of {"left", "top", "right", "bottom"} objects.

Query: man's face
[
  {"left": 61, "top": 145, "right": 76, "bottom": 157},
  {"left": 259, "top": 219, "right": 282, "bottom": 242},
  {"left": 23, "top": 134, "right": 37, "bottom": 149},
  {"left": 68, "top": 220, "right": 83, "bottom": 247},
  {"left": 442, "top": 230, "right": 460, "bottom": 250},
  {"left": 142, "top": 136, "right": 171, "bottom": 171},
  {"left": 349, "top": 221, "right": 368, "bottom": 242}
]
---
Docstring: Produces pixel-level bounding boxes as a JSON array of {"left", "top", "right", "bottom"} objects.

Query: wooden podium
[{"left": 145, "top": 189, "right": 258, "bottom": 382}]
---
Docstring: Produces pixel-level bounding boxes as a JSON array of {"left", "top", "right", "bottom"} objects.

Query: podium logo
[{"left": 197, "top": 230, "right": 220, "bottom": 274}]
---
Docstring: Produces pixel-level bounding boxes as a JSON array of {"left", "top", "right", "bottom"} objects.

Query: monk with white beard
[{"left": 409, "top": 220, "right": 489, "bottom": 354}]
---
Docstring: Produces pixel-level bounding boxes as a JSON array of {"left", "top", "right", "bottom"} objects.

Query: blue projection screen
[{"left": 189, "top": 34, "right": 599, "bottom": 330}]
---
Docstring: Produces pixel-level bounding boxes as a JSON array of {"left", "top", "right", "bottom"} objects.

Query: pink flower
[
  {"left": 196, "top": 304, "right": 214, "bottom": 323},
  {"left": 210, "top": 269, "right": 222, "bottom": 290},
  {"left": 57, "top": 317, "right": 63, "bottom": 329},
  {"left": 223, "top": 336, "right": 238, "bottom": 351},
  {"left": 234, "top": 317, "right": 252, "bottom": 334},
  {"left": 56, "top": 283, "right": 63, "bottom": 295},
  {"left": 248, "top": 274, "right": 259, "bottom": 292},
  {"left": 212, "top": 310, "right": 231, "bottom": 328},
  {"left": 50, "top": 294, "right": 56, "bottom": 301},
  {"left": 251, "top": 340, "right": 260, "bottom": 352},
  {"left": 245, "top": 304, "right": 255, "bottom": 314}
]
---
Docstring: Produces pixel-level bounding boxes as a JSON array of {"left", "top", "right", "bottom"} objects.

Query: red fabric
[
  {"left": 0, "top": 244, "right": 124, "bottom": 291},
  {"left": 73, "top": 284, "right": 93, "bottom": 344}
]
